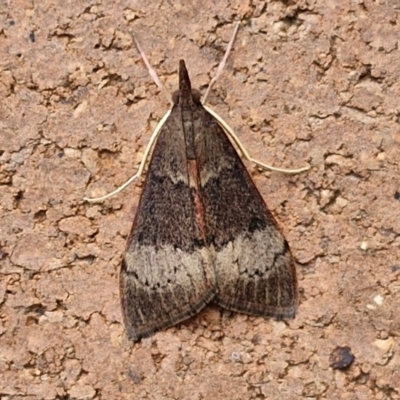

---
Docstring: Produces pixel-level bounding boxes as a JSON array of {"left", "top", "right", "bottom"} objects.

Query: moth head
[
  {"left": 172, "top": 88, "right": 202, "bottom": 105},
  {"left": 172, "top": 59, "right": 202, "bottom": 106}
]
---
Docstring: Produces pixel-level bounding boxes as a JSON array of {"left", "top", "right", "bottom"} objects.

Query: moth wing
[
  {"left": 194, "top": 106, "right": 298, "bottom": 318},
  {"left": 120, "top": 107, "right": 216, "bottom": 340}
]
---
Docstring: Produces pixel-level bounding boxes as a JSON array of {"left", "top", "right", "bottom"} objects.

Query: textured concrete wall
[{"left": 1, "top": 1, "right": 399, "bottom": 399}]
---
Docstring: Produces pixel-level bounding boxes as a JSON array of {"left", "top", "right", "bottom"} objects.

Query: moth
[{"left": 85, "top": 24, "right": 308, "bottom": 340}]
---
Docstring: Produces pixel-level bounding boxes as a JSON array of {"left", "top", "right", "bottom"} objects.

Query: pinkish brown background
[{"left": 1, "top": 1, "right": 399, "bottom": 399}]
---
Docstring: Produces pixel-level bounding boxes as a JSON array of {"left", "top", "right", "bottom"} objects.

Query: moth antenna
[
  {"left": 131, "top": 32, "right": 173, "bottom": 106},
  {"left": 202, "top": 21, "right": 310, "bottom": 174},
  {"left": 202, "top": 21, "right": 240, "bottom": 105},
  {"left": 84, "top": 33, "right": 175, "bottom": 203}
]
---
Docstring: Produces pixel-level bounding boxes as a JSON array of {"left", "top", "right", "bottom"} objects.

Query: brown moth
[{"left": 119, "top": 60, "right": 298, "bottom": 340}]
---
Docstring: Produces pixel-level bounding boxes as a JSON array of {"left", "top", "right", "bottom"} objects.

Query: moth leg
[
  {"left": 83, "top": 110, "right": 172, "bottom": 203},
  {"left": 204, "top": 105, "right": 311, "bottom": 174}
]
